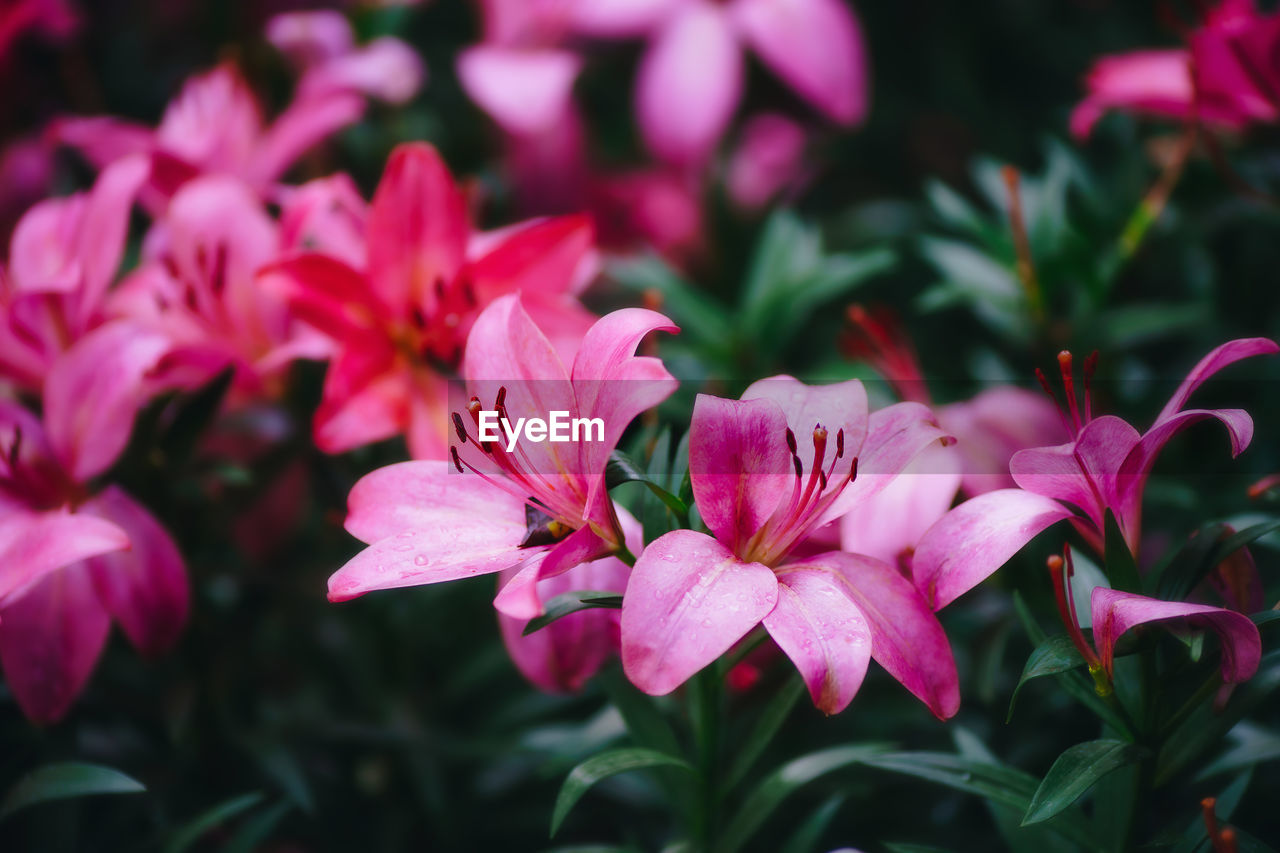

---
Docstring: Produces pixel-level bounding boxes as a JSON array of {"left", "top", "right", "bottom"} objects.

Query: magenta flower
[
  {"left": 0, "top": 156, "right": 147, "bottom": 391},
  {"left": 622, "top": 379, "right": 959, "bottom": 717},
  {"left": 0, "top": 323, "right": 189, "bottom": 724},
  {"left": 327, "top": 294, "right": 677, "bottom": 620},
  {"left": 725, "top": 112, "right": 810, "bottom": 212},
  {"left": 1071, "top": 0, "right": 1280, "bottom": 138},
  {"left": 634, "top": 0, "right": 868, "bottom": 165},
  {"left": 913, "top": 338, "right": 1280, "bottom": 611},
  {"left": 0, "top": 0, "right": 75, "bottom": 62},
  {"left": 110, "top": 175, "right": 332, "bottom": 401},
  {"left": 268, "top": 142, "right": 601, "bottom": 457}
]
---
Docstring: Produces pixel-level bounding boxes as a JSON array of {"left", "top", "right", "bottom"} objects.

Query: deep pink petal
[
  {"left": 689, "top": 394, "right": 793, "bottom": 553},
  {"left": 468, "top": 214, "right": 597, "bottom": 304},
  {"left": 0, "top": 563, "right": 111, "bottom": 724},
  {"left": 726, "top": 112, "right": 809, "bottom": 211},
  {"left": 1070, "top": 50, "right": 1196, "bottom": 138},
  {"left": 80, "top": 487, "right": 187, "bottom": 657},
  {"left": 788, "top": 551, "right": 959, "bottom": 719},
  {"left": 365, "top": 142, "right": 469, "bottom": 314},
  {"left": 457, "top": 47, "right": 581, "bottom": 135},
  {"left": 72, "top": 155, "right": 150, "bottom": 327},
  {"left": 311, "top": 350, "right": 406, "bottom": 454},
  {"left": 266, "top": 253, "right": 388, "bottom": 339},
  {"left": 492, "top": 523, "right": 615, "bottom": 620},
  {"left": 636, "top": 1, "right": 743, "bottom": 165},
  {"left": 1091, "top": 587, "right": 1261, "bottom": 683},
  {"left": 731, "top": 0, "right": 869, "bottom": 124},
  {"left": 912, "top": 489, "right": 1075, "bottom": 611},
  {"left": 0, "top": 510, "right": 129, "bottom": 607},
  {"left": 1155, "top": 338, "right": 1279, "bottom": 423},
  {"left": 763, "top": 565, "right": 871, "bottom": 714},
  {"left": 53, "top": 116, "right": 156, "bottom": 172},
  {"left": 277, "top": 174, "right": 368, "bottom": 268},
  {"left": 1210, "top": 541, "right": 1264, "bottom": 614},
  {"left": 621, "top": 530, "right": 778, "bottom": 695},
  {"left": 44, "top": 322, "right": 174, "bottom": 481}
]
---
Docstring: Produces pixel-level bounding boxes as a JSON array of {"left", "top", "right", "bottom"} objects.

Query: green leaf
[
  {"left": 0, "top": 762, "right": 145, "bottom": 821},
  {"left": 523, "top": 591, "right": 624, "bottom": 636},
  {"left": 1008, "top": 635, "right": 1084, "bottom": 722},
  {"left": 609, "top": 257, "right": 733, "bottom": 344},
  {"left": 723, "top": 674, "right": 806, "bottom": 792},
  {"left": 885, "top": 845, "right": 959, "bottom": 853},
  {"left": 165, "top": 792, "right": 265, "bottom": 853},
  {"left": 222, "top": 801, "right": 292, "bottom": 853},
  {"left": 1197, "top": 722, "right": 1280, "bottom": 779},
  {"left": 1022, "top": 740, "right": 1144, "bottom": 825},
  {"left": 606, "top": 450, "right": 689, "bottom": 519},
  {"left": 860, "top": 751, "right": 1038, "bottom": 812},
  {"left": 1155, "top": 523, "right": 1232, "bottom": 603},
  {"left": 550, "top": 748, "right": 694, "bottom": 837},
  {"left": 714, "top": 743, "right": 891, "bottom": 853},
  {"left": 779, "top": 795, "right": 844, "bottom": 853},
  {"left": 1103, "top": 510, "right": 1141, "bottom": 593}
]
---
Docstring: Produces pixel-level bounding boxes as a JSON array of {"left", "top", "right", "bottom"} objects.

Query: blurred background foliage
[{"left": 2, "top": 0, "right": 1280, "bottom": 850}]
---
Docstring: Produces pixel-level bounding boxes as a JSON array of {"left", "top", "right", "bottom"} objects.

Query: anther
[
  {"left": 785, "top": 428, "right": 798, "bottom": 455},
  {"left": 450, "top": 446, "right": 464, "bottom": 474},
  {"left": 452, "top": 412, "right": 468, "bottom": 442},
  {"left": 835, "top": 428, "right": 844, "bottom": 459}
]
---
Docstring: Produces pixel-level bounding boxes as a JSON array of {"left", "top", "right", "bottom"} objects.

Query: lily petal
[
  {"left": 492, "top": 523, "right": 615, "bottom": 620},
  {"left": 622, "top": 530, "right": 778, "bottom": 696},
  {"left": 457, "top": 47, "right": 582, "bottom": 135},
  {"left": 0, "top": 510, "right": 130, "bottom": 607},
  {"left": 731, "top": 0, "right": 869, "bottom": 125},
  {"left": 689, "top": 394, "right": 793, "bottom": 553},
  {"left": 763, "top": 565, "right": 871, "bottom": 714},
  {"left": 912, "top": 488, "right": 1075, "bottom": 611},
  {"left": 636, "top": 1, "right": 743, "bottom": 165},
  {"left": 1156, "top": 337, "right": 1279, "bottom": 423},
  {"left": 741, "top": 375, "right": 869, "bottom": 473},
  {"left": 80, "top": 487, "right": 187, "bottom": 657},
  {"left": 1091, "top": 587, "right": 1261, "bottom": 683},
  {"left": 788, "top": 551, "right": 960, "bottom": 719},
  {"left": 0, "top": 563, "right": 111, "bottom": 725}
]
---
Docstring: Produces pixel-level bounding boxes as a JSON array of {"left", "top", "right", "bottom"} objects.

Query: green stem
[
  {"left": 689, "top": 667, "right": 723, "bottom": 851},
  {"left": 1157, "top": 671, "right": 1222, "bottom": 742}
]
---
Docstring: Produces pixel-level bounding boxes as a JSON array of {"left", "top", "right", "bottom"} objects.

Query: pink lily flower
[
  {"left": 56, "top": 15, "right": 422, "bottom": 209},
  {"left": 725, "top": 112, "right": 810, "bottom": 213},
  {"left": 0, "top": 155, "right": 148, "bottom": 391},
  {"left": 913, "top": 338, "right": 1280, "bottom": 611},
  {"left": 268, "top": 142, "right": 601, "bottom": 457},
  {"left": 496, "top": 511, "right": 639, "bottom": 693},
  {"left": 0, "top": 0, "right": 75, "bottom": 63},
  {"left": 622, "top": 379, "right": 960, "bottom": 717},
  {"left": 109, "top": 175, "right": 332, "bottom": 401},
  {"left": 634, "top": 0, "right": 868, "bottom": 165},
  {"left": 0, "top": 322, "right": 189, "bottom": 724},
  {"left": 326, "top": 294, "right": 677, "bottom": 620},
  {"left": 1071, "top": 0, "right": 1280, "bottom": 138}
]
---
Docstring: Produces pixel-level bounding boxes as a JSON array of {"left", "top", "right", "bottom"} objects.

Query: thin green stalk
[{"left": 688, "top": 667, "right": 724, "bottom": 851}]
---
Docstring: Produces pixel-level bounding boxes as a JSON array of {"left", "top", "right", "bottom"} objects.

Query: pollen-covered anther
[{"left": 452, "top": 412, "right": 468, "bottom": 442}]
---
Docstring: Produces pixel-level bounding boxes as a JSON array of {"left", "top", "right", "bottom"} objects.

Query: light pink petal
[
  {"left": 297, "top": 38, "right": 425, "bottom": 105},
  {"left": 0, "top": 510, "right": 130, "bottom": 607},
  {"left": 328, "top": 517, "right": 537, "bottom": 603},
  {"left": 763, "top": 565, "right": 871, "bottom": 714},
  {"left": 828, "top": 401, "right": 952, "bottom": 524},
  {"left": 731, "top": 0, "right": 869, "bottom": 125},
  {"left": 0, "top": 563, "right": 111, "bottom": 724},
  {"left": 572, "top": 307, "right": 679, "bottom": 513},
  {"left": 839, "top": 444, "right": 961, "bottom": 566},
  {"left": 8, "top": 194, "right": 87, "bottom": 294},
  {"left": 789, "top": 551, "right": 959, "bottom": 719},
  {"left": 79, "top": 486, "right": 187, "bottom": 657},
  {"left": 250, "top": 91, "right": 364, "bottom": 187},
  {"left": 1091, "top": 587, "right": 1261, "bottom": 683},
  {"left": 346, "top": 460, "right": 526, "bottom": 544},
  {"left": 741, "top": 375, "right": 870, "bottom": 473},
  {"left": 278, "top": 174, "right": 368, "bottom": 268},
  {"left": 1155, "top": 338, "right": 1279, "bottom": 423},
  {"left": 912, "top": 488, "right": 1075, "bottom": 611},
  {"left": 568, "top": 0, "right": 682, "bottom": 36},
  {"left": 622, "top": 529, "right": 778, "bottom": 695},
  {"left": 937, "top": 386, "right": 1068, "bottom": 496},
  {"left": 44, "top": 322, "right": 174, "bottom": 482},
  {"left": 689, "top": 394, "right": 794, "bottom": 553},
  {"left": 636, "top": 1, "right": 743, "bottom": 165},
  {"left": 365, "top": 142, "right": 470, "bottom": 314},
  {"left": 458, "top": 47, "right": 581, "bottom": 135}
]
